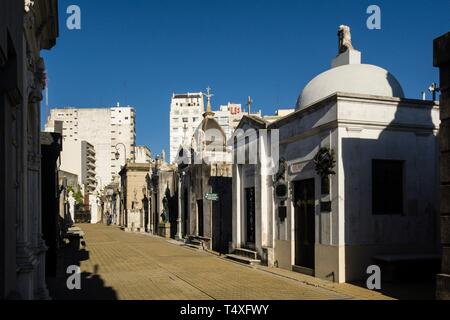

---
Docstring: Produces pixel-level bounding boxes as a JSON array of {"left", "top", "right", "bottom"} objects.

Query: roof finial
[{"left": 203, "top": 86, "right": 215, "bottom": 117}]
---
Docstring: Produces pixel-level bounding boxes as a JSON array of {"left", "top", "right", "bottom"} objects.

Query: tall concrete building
[
  {"left": 263, "top": 108, "right": 296, "bottom": 123},
  {"left": 213, "top": 103, "right": 263, "bottom": 142},
  {"left": 45, "top": 104, "right": 136, "bottom": 186},
  {"left": 59, "top": 140, "right": 96, "bottom": 194},
  {"left": 170, "top": 93, "right": 267, "bottom": 162},
  {"left": 170, "top": 92, "right": 205, "bottom": 163}
]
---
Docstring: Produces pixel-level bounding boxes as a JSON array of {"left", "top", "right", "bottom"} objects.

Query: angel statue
[{"left": 160, "top": 195, "right": 169, "bottom": 224}]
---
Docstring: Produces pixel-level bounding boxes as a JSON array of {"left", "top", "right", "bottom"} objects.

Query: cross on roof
[
  {"left": 205, "top": 86, "right": 214, "bottom": 99},
  {"left": 247, "top": 96, "right": 253, "bottom": 115}
]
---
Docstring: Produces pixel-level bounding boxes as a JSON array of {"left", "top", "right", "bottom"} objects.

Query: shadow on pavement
[
  {"left": 349, "top": 280, "right": 436, "bottom": 300},
  {"left": 47, "top": 231, "right": 118, "bottom": 300}
]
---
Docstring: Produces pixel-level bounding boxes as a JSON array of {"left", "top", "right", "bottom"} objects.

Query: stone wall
[
  {"left": 0, "top": 0, "right": 58, "bottom": 299},
  {"left": 434, "top": 31, "right": 450, "bottom": 300}
]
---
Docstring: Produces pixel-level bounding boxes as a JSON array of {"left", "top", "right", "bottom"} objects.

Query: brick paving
[{"left": 48, "top": 224, "right": 394, "bottom": 300}]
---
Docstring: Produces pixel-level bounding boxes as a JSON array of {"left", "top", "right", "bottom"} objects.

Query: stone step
[
  {"left": 234, "top": 248, "right": 258, "bottom": 260},
  {"left": 183, "top": 243, "right": 203, "bottom": 250},
  {"left": 225, "top": 254, "right": 261, "bottom": 266}
]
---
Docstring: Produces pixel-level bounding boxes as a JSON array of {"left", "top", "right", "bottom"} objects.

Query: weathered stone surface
[
  {"left": 441, "top": 157, "right": 450, "bottom": 184},
  {"left": 434, "top": 32, "right": 450, "bottom": 67},
  {"left": 442, "top": 186, "right": 450, "bottom": 214},
  {"left": 439, "top": 69, "right": 450, "bottom": 92},
  {"left": 442, "top": 217, "right": 450, "bottom": 245},
  {"left": 443, "top": 247, "right": 450, "bottom": 275},
  {"left": 441, "top": 95, "right": 450, "bottom": 121},
  {"left": 436, "top": 31, "right": 450, "bottom": 301},
  {"left": 441, "top": 122, "right": 450, "bottom": 152},
  {"left": 437, "top": 274, "right": 450, "bottom": 300}
]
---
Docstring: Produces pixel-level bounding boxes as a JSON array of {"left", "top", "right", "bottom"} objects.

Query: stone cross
[
  {"left": 205, "top": 86, "right": 213, "bottom": 99},
  {"left": 247, "top": 96, "right": 253, "bottom": 115}
]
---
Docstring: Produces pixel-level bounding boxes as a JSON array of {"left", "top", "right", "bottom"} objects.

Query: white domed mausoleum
[
  {"left": 297, "top": 64, "right": 405, "bottom": 109},
  {"left": 231, "top": 25, "right": 441, "bottom": 283}
]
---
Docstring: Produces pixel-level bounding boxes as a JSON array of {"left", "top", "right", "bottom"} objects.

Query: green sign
[{"left": 205, "top": 193, "right": 219, "bottom": 201}]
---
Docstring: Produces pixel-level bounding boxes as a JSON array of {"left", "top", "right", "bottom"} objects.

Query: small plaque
[{"left": 278, "top": 206, "right": 287, "bottom": 222}]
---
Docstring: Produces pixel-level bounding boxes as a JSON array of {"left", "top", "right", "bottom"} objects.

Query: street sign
[{"left": 205, "top": 193, "right": 219, "bottom": 201}]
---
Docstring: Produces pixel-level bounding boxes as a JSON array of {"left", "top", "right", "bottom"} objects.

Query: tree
[{"left": 67, "top": 186, "right": 84, "bottom": 205}]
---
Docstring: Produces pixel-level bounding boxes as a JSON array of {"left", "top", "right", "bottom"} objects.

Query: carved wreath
[
  {"left": 274, "top": 157, "right": 287, "bottom": 182},
  {"left": 314, "top": 147, "right": 336, "bottom": 177}
]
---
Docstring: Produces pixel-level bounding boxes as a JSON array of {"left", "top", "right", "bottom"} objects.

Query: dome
[{"left": 296, "top": 64, "right": 405, "bottom": 110}]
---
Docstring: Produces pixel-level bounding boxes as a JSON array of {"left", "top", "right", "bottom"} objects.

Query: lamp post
[
  {"left": 115, "top": 143, "right": 128, "bottom": 226},
  {"left": 115, "top": 142, "right": 128, "bottom": 166}
]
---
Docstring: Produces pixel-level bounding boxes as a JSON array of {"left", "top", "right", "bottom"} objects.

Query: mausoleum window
[{"left": 372, "top": 160, "right": 404, "bottom": 215}]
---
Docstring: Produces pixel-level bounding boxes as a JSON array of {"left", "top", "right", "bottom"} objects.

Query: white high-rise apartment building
[
  {"left": 59, "top": 140, "right": 97, "bottom": 194},
  {"left": 169, "top": 92, "right": 204, "bottom": 163},
  {"left": 214, "top": 103, "right": 262, "bottom": 141},
  {"left": 45, "top": 104, "right": 136, "bottom": 186}
]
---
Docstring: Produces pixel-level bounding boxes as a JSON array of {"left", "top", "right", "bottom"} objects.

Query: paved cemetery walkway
[{"left": 48, "top": 224, "right": 394, "bottom": 300}]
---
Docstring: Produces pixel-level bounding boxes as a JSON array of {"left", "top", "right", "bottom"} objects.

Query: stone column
[
  {"left": 176, "top": 175, "right": 183, "bottom": 240},
  {"left": 148, "top": 193, "right": 154, "bottom": 233},
  {"left": 434, "top": 31, "right": 450, "bottom": 300},
  {"left": 232, "top": 164, "right": 242, "bottom": 251}
]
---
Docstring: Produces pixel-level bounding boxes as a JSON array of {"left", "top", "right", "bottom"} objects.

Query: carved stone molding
[
  {"left": 35, "top": 239, "right": 48, "bottom": 255},
  {"left": 27, "top": 57, "right": 46, "bottom": 103},
  {"left": 27, "top": 152, "right": 42, "bottom": 171},
  {"left": 16, "top": 242, "right": 38, "bottom": 274}
]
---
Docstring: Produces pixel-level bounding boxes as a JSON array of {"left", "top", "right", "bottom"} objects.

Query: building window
[
  {"left": 193, "top": 117, "right": 198, "bottom": 122},
  {"left": 182, "top": 118, "right": 188, "bottom": 123},
  {"left": 372, "top": 160, "right": 404, "bottom": 215}
]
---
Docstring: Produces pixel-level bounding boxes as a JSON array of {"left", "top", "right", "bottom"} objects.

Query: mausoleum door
[
  {"left": 293, "top": 179, "right": 315, "bottom": 271},
  {"left": 197, "top": 200, "right": 204, "bottom": 237},
  {"left": 183, "top": 189, "right": 189, "bottom": 237},
  {"left": 244, "top": 187, "right": 256, "bottom": 249}
]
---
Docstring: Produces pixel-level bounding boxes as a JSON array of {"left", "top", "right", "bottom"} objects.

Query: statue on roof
[
  {"left": 203, "top": 86, "right": 215, "bottom": 117},
  {"left": 338, "top": 25, "right": 354, "bottom": 54}
]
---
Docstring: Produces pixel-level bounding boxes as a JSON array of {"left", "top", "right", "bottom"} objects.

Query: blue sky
[{"left": 42, "top": 0, "right": 450, "bottom": 155}]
